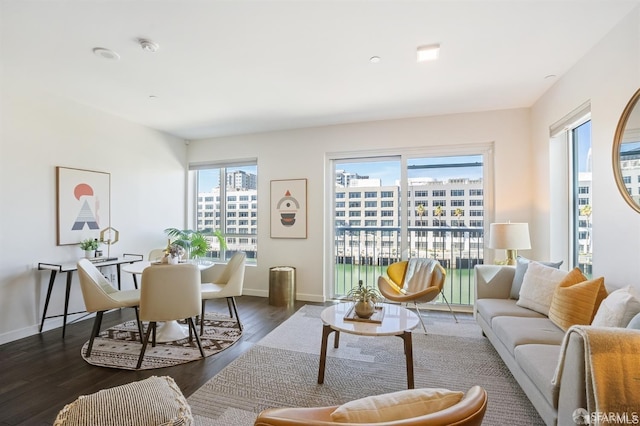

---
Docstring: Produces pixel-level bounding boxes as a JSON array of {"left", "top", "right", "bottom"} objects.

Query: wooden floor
[{"left": 0, "top": 296, "right": 314, "bottom": 426}]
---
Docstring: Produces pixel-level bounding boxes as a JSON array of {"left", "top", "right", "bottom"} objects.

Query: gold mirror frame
[{"left": 612, "top": 87, "right": 640, "bottom": 213}]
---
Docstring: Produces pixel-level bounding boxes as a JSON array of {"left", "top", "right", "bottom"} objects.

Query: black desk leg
[
  {"left": 116, "top": 265, "right": 122, "bottom": 290},
  {"left": 62, "top": 271, "right": 74, "bottom": 338},
  {"left": 39, "top": 270, "right": 58, "bottom": 332}
]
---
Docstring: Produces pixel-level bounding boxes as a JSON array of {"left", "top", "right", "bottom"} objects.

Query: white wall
[
  {"left": 0, "top": 81, "right": 187, "bottom": 344},
  {"left": 187, "top": 108, "right": 532, "bottom": 302},
  {"left": 531, "top": 7, "right": 640, "bottom": 290}
]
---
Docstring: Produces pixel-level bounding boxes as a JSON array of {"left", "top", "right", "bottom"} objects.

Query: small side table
[{"left": 317, "top": 302, "right": 419, "bottom": 389}]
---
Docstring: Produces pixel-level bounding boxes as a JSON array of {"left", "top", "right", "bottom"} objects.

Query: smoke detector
[{"left": 139, "top": 39, "right": 159, "bottom": 53}]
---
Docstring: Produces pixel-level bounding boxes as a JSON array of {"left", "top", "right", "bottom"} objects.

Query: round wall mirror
[{"left": 613, "top": 87, "right": 640, "bottom": 213}]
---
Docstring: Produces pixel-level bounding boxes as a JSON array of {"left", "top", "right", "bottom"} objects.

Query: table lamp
[{"left": 488, "top": 222, "right": 531, "bottom": 265}]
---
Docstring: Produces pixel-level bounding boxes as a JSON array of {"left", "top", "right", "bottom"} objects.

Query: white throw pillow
[
  {"left": 330, "top": 388, "right": 464, "bottom": 423},
  {"left": 516, "top": 261, "right": 568, "bottom": 315},
  {"left": 591, "top": 286, "right": 640, "bottom": 328}
]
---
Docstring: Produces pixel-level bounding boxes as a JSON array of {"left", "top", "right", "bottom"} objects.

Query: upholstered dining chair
[
  {"left": 200, "top": 252, "right": 246, "bottom": 334},
  {"left": 136, "top": 263, "right": 205, "bottom": 369},
  {"left": 378, "top": 258, "right": 458, "bottom": 333},
  {"left": 254, "top": 386, "right": 488, "bottom": 426},
  {"left": 77, "top": 258, "right": 143, "bottom": 357},
  {"left": 148, "top": 248, "right": 166, "bottom": 262}
]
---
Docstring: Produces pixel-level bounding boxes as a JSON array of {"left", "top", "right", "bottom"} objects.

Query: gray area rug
[
  {"left": 188, "top": 304, "right": 545, "bottom": 425},
  {"left": 82, "top": 312, "right": 242, "bottom": 370}
]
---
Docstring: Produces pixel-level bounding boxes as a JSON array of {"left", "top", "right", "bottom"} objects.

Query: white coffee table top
[{"left": 321, "top": 302, "right": 419, "bottom": 337}]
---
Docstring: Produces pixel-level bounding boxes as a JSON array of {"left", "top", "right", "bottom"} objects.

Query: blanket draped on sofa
[{"left": 553, "top": 325, "right": 640, "bottom": 421}]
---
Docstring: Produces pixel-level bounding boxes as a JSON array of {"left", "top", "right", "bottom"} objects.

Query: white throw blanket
[{"left": 402, "top": 258, "right": 438, "bottom": 293}]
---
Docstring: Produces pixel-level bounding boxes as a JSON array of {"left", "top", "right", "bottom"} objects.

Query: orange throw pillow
[{"left": 548, "top": 268, "right": 607, "bottom": 331}]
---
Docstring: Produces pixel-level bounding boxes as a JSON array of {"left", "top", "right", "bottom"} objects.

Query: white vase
[{"left": 84, "top": 250, "right": 93, "bottom": 259}]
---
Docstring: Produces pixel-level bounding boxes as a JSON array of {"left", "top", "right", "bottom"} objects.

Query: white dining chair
[
  {"left": 200, "top": 252, "right": 246, "bottom": 334},
  {"left": 136, "top": 263, "right": 205, "bottom": 369},
  {"left": 77, "top": 259, "right": 142, "bottom": 357}
]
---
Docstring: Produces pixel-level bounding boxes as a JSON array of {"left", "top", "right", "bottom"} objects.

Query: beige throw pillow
[
  {"left": 330, "top": 388, "right": 464, "bottom": 423},
  {"left": 516, "top": 261, "right": 568, "bottom": 315},
  {"left": 591, "top": 286, "right": 640, "bottom": 328}
]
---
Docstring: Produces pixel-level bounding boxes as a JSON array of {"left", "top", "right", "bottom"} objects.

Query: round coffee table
[{"left": 318, "top": 302, "right": 419, "bottom": 389}]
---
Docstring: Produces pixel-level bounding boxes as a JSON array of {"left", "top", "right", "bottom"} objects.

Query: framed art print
[
  {"left": 56, "top": 166, "right": 110, "bottom": 245},
  {"left": 270, "top": 178, "right": 307, "bottom": 238}
]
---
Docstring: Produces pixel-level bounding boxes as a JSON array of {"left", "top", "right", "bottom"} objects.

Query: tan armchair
[
  {"left": 136, "top": 263, "right": 204, "bottom": 369},
  {"left": 77, "top": 259, "right": 142, "bottom": 357},
  {"left": 254, "top": 386, "right": 487, "bottom": 426},
  {"left": 200, "top": 252, "right": 246, "bottom": 334},
  {"left": 378, "top": 260, "right": 457, "bottom": 332}
]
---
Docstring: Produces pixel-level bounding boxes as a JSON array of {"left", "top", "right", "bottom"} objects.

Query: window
[
  {"left": 432, "top": 190, "right": 446, "bottom": 197},
  {"left": 451, "top": 200, "right": 465, "bottom": 207},
  {"left": 572, "top": 120, "right": 592, "bottom": 275},
  {"left": 193, "top": 162, "right": 257, "bottom": 262},
  {"left": 349, "top": 201, "right": 361, "bottom": 208},
  {"left": 451, "top": 189, "right": 465, "bottom": 196},
  {"left": 381, "top": 200, "right": 394, "bottom": 208},
  {"left": 365, "top": 191, "right": 377, "bottom": 198},
  {"left": 380, "top": 191, "right": 394, "bottom": 198},
  {"left": 364, "top": 201, "right": 377, "bottom": 208},
  {"left": 349, "top": 192, "right": 361, "bottom": 198}
]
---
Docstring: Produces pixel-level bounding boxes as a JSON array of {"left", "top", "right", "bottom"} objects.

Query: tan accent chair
[
  {"left": 77, "top": 258, "right": 142, "bottom": 357},
  {"left": 200, "top": 252, "right": 246, "bottom": 334},
  {"left": 254, "top": 386, "right": 488, "bottom": 426},
  {"left": 378, "top": 260, "right": 457, "bottom": 332},
  {"left": 136, "top": 263, "right": 205, "bottom": 369}
]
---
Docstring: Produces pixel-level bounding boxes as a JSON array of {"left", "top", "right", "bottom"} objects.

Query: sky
[{"left": 337, "top": 155, "right": 484, "bottom": 186}]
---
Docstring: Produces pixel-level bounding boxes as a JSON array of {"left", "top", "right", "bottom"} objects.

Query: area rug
[
  {"left": 81, "top": 312, "right": 242, "bottom": 370},
  {"left": 187, "top": 304, "right": 545, "bottom": 425}
]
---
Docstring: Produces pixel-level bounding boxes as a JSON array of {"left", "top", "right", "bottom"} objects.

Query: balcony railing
[{"left": 334, "top": 226, "right": 484, "bottom": 307}]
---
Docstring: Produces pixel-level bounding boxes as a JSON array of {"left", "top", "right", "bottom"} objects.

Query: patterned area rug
[
  {"left": 188, "top": 304, "right": 545, "bottom": 425},
  {"left": 81, "top": 312, "right": 242, "bottom": 370}
]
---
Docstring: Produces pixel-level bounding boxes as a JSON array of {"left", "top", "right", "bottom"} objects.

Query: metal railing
[{"left": 334, "top": 226, "right": 484, "bottom": 307}]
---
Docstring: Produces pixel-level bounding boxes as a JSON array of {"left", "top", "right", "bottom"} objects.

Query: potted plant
[
  {"left": 79, "top": 238, "right": 99, "bottom": 258},
  {"left": 164, "top": 228, "right": 226, "bottom": 259},
  {"left": 165, "top": 244, "right": 184, "bottom": 264},
  {"left": 347, "top": 280, "right": 382, "bottom": 319}
]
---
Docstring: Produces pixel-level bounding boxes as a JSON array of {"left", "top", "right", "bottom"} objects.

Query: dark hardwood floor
[{"left": 0, "top": 296, "right": 315, "bottom": 426}]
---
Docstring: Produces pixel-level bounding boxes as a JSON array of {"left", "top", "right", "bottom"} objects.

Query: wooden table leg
[
  {"left": 399, "top": 331, "right": 414, "bottom": 389},
  {"left": 318, "top": 324, "right": 336, "bottom": 384},
  {"left": 334, "top": 330, "right": 340, "bottom": 348}
]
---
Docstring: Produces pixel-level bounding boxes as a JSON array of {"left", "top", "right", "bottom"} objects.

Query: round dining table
[{"left": 122, "top": 259, "right": 215, "bottom": 342}]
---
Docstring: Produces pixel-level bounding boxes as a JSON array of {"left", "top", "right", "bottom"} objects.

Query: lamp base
[
  {"left": 505, "top": 249, "right": 518, "bottom": 265},
  {"left": 494, "top": 250, "right": 519, "bottom": 265}
]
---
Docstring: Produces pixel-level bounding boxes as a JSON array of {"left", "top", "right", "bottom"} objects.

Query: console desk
[{"left": 37, "top": 254, "right": 143, "bottom": 338}]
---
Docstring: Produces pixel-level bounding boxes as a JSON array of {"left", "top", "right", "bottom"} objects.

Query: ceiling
[{"left": 2, "top": 1, "right": 639, "bottom": 140}]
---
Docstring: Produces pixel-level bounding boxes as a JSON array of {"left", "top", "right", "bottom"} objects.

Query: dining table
[{"left": 122, "top": 259, "right": 215, "bottom": 342}]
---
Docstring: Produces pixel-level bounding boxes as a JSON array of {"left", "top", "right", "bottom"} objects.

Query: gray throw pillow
[
  {"left": 510, "top": 256, "right": 563, "bottom": 299},
  {"left": 627, "top": 313, "right": 640, "bottom": 330}
]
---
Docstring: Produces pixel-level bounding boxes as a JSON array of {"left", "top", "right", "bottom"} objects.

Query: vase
[
  {"left": 354, "top": 300, "right": 376, "bottom": 319},
  {"left": 84, "top": 250, "right": 93, "bottom": 259}
]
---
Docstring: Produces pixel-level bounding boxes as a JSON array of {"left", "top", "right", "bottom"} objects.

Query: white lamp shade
[{"left": 488, "top": 223, "right": 531, "bottom": 250}]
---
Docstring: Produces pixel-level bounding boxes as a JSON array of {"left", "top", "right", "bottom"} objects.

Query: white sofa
[{"left": 473, "top": 263, "right": 640, "bottom": 426}]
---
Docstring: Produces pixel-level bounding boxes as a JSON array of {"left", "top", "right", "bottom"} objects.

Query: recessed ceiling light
[
  {"left": 369, "top": 56, "right": 381, "bottom": 63},
  {"left": 416, "top": 44, "right": 440, "bottom": 62},
  {"left": 92, "top": 47, "right": 120, "bottom": 61},
  {"left": 139, "top": 39, "right": 159, "bottom": 53}
]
